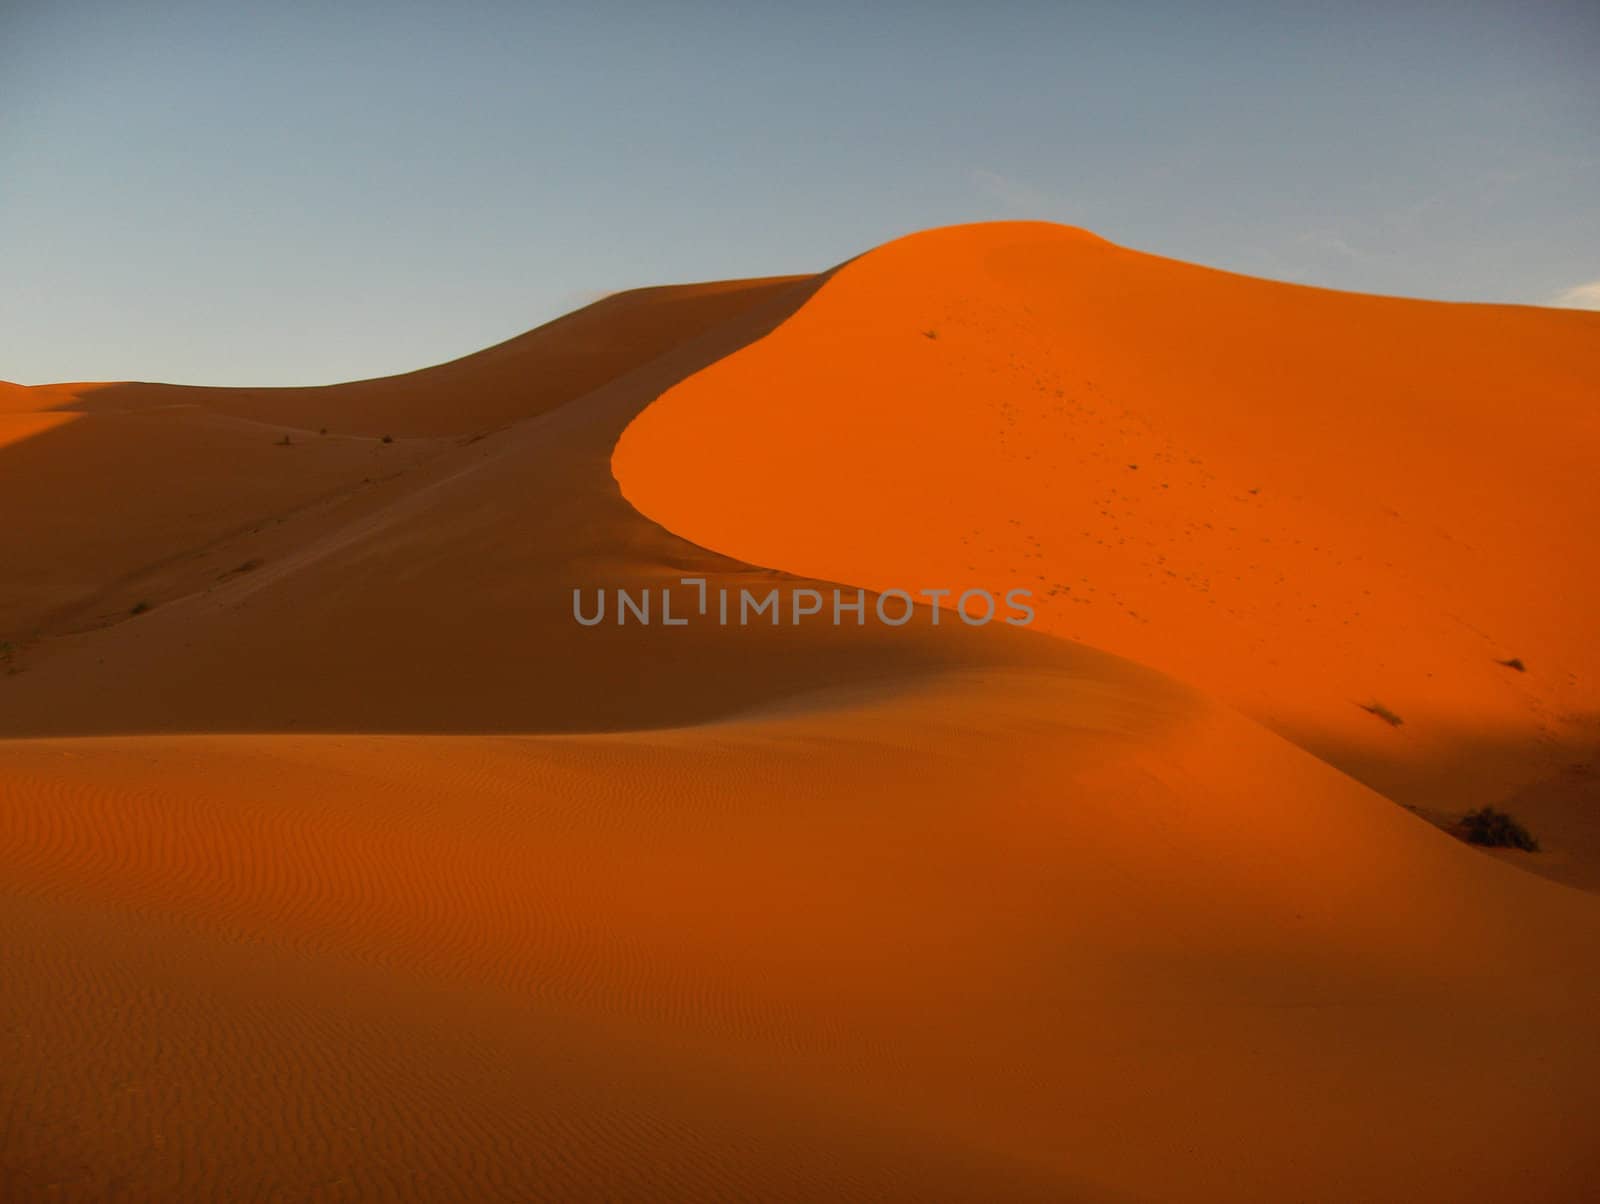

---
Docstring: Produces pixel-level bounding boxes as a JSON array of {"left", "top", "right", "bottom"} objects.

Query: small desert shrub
[
  {"left": 381, "top": 433, "right": 394, "bottom": 444},
  {"left": 921, "top": 329, "right": 938, "bottom": 340},
  {"left": 130, "top": 600, "right": 152, "bottom": 616},
  {"left": 1497, "top": 657, "right": 1526, "bottom": 672},
  {"left": 218, "top": 558, "right": 264, "bottom": 580},
  {"left": 1361, "top": 702, "right": 1403, "bottom": 727},
  {"left": 1458, "top": 807, "right": 1539, "bottom": 852}
]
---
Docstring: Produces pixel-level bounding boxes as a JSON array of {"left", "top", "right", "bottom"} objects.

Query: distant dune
[{"left": 2, "top": 223, "right": 1598, "bottom": 1201}]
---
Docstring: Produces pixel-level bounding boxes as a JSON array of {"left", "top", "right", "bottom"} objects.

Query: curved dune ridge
[
  {"left": 616, "top": 220, "right": 1600, "bottom": 887},
  {"left": 2, "top": 223, "right": 1599, "bottom": 1201}
]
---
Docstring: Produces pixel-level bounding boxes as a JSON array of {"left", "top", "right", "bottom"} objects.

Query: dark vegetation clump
[
  {"left": 130, "top": 600, "right": 152, "bottom": 616},
  {"left": 1497, "top": 657, "right": 1527, "bottom": 672},
  {"left": 921, "top": 329, "right": 939, "bottom": 340},
  {"left": 1360, "top": 701, "right": 1403, "bottom": 727},
  {"left": 218, "top": 558, "right": 264, "bottom": 580},
  {"left": 381, "top": 433, "right": 394, "bottom": 444},
  {"left": 1457, "top": 807, "right": 1539, "bottom": 852}
]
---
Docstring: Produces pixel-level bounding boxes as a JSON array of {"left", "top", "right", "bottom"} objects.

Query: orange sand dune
[
  {"left": 0, "top": 276, "right": 1040, "bottom": 736},
  {"left": 6, "top": 677, "right": 1600, "bottom": 1201},
  {"left": 3, "top": 222, "right": 1599, "bottom": 1200},
  {"left": 616, "top": 221, "right": 1600, "bottom": 884},
  {"left": 0, "top": 279, "right": 804, "bottom": 641}
]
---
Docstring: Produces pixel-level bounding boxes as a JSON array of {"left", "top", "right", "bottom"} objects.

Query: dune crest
[{"left": 615, "top": 220, "right": 1600, "bottom": 884}]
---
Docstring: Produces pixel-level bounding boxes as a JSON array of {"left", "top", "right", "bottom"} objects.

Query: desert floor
[{"left": 3, "top": 223, "right": 1598, "bottom": 1201}]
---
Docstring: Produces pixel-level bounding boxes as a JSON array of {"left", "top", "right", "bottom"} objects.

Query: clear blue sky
[{"left": 4, "top": 1, "right": 1597, "bottom": 386}]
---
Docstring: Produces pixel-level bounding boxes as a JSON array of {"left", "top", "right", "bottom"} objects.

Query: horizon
[{"left": 5, "top": 1, "right": 1599, "bottom": 388}]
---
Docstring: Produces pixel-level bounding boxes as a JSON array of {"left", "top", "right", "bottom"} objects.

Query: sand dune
[
  {"left": 0, "top": 279, "right": 805, "bottom": 646},
  {"left": 6, "top": 680, "right": 1599, "bottom": 1201},
  {"left": 616, "top": 221, "right": 1600, "bottom": 886},
  {"left": 0, "top": 274, "right": 1052, "bottom": 738},
  {"left": 3, "top": 222, "right": 1599, "bottom": 1201}
]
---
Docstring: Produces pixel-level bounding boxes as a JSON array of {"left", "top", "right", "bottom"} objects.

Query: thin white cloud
[
  {"left": 1550, "top": 280, "right": 1600, "bottom": 310},
  {"left": 971, "top": 168, "right": 1053, "bottom": 217},
  {"left": 1291, "top": 229, "right": 1376, "bottom": 263}
]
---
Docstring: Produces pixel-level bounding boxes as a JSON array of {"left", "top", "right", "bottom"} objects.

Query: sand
[
  {"left": 616, "top": 222, "right": 1600, "bottom": 890},
  {"left": 3, "top": 222, "right": 1598, "bottom": 1201}
]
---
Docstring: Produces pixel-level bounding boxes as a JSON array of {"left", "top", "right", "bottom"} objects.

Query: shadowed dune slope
[
  {"left": 0, "top": 278, "right": 806, "bottom": 642},
  {"left": 615, "top": 220, "right": 1600, "bottom": 880},
  {"left": 3, "top": 274, "right": 1041, "bottom": 735},
  {"left": 3, "top": 223, "right": 1599, "bottom": 1201},
  {"left": 5, "top": 676, "right": 1600, "bottom": 1202}
]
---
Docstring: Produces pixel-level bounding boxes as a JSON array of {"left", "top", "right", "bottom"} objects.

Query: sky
[{"left": 3, "top": 0, "right": 1597, "bottom": 386}]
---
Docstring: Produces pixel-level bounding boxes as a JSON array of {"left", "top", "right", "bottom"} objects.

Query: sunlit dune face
[
  {"left": 0, "top": 410, "right": 81, "bottom": 451},
  {"left": 0, "top": 381, "right": 122, "bottom": 449},
  {"left": 0, "top": 381, "right": 118, "bottom": 413},
  {"left": 616, "top": 221, "right": 1600, "bottom": 815}
]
